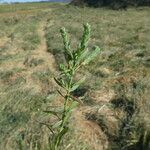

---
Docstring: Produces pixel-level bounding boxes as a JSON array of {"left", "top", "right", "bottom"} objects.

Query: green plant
[{"left": 43, "top": 23, "right": 100, "bottom": 150}]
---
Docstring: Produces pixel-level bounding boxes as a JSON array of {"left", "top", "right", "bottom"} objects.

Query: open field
[{"left": 0, "top": 3, "right": 150, "bottom": 150}]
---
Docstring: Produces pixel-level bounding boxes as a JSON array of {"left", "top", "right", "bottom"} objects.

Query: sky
[{"left": 0, "top": 0, "right": 71, "bottom": 3}]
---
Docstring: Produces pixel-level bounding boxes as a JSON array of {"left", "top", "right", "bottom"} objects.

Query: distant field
[
  {"left": 0, "top": 3, "right": 150, "bottom": 150},
  {"left": 0, "top": 2, "right": 65, "bottom": 13}
]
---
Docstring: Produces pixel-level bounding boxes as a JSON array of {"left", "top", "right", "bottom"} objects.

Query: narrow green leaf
[
  {"left": 52, "top": 120, "right": 62, "bottom": 129},
  {"left": 54, "top": 77, "right": 66, "bottom": 89},
  {"left": 54, "top": 77, "right": 63, "bottom": 87},
  {"left": 76, "top": 49, "right": 89, "bottom": 65},
  {"left": 69, "top": 84, "right": 79, "bottom": 93},
  {"left": 43, "top": 110, "right": 58, "bottom": 116},
  {"left": 43, "top": 109, "right": 62, "bottom": 119},
  {"left": 82, "top": 46, "right": 101, "bottom": 65},
  {"left": 69, "top": 77, "right": 86, "bottom": 92},
  {"left": 39, "top": 122, "right": 55, "bottom": 135}
]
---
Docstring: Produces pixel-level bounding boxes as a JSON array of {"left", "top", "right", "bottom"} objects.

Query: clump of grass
[
  {"left": 22, "top": 33, "right": 40, "bottom": 50},
  {"left": 110, "top": 76, "right": 150, "bottom": 150},
  {"left": 0, "top": 70, "right": 14, "bottom": 81}
]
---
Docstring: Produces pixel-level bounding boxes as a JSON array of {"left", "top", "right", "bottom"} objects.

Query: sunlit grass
[{"left": 0, "top": 2, "right": 150, "bottom": 150}]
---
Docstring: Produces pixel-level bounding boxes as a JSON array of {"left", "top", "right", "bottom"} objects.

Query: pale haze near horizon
[{"left": 0, "top": 0, "right": 71, "bottom": 3}]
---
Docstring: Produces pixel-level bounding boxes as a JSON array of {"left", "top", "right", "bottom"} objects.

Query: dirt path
[
  {"left": 23, "top": 18, "right": 57, "bottom": 92},
  {"left": 35, "top": 20, "right": 56, "bottom": 73}
]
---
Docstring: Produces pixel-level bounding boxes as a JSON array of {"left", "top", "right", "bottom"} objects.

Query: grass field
[{"left": 0, "top": 2, "right": 150, "bottom": 150}]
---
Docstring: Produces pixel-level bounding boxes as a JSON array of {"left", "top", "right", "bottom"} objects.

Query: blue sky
[{"left": 0, "top": 0, "right": 71, "bottom": 3}]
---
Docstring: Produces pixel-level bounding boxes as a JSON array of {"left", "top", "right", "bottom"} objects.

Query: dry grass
[{"left": 0, "top": 2, "right": 150, "bottom": 150}]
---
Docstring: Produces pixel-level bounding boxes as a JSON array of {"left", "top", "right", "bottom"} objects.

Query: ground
[{"left": 0, "top": 3, "right": 150, "bottom": 150}]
